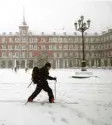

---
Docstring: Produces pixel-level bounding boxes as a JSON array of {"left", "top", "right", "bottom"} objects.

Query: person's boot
[
  {"left": 49, "top": 98, "right": 54, "bottom": 103},
  {"left": 28, "top": 98, "right": 33, "bottom": 102}
]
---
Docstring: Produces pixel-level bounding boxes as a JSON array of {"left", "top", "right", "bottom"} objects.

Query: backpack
[{"left": 32, "top": 67, "right": 40, "bottom": 84}]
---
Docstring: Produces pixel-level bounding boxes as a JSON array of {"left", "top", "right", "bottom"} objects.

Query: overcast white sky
[{"left": 0, "top": 0, "right": 112, "bottom": 34}]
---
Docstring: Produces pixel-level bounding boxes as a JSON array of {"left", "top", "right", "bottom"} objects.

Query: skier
[{"left": 27, "top": 62, "right": 57, "bottom": 103}]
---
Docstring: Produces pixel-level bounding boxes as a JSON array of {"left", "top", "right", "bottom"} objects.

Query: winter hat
[{"left": 44, "top": 62, "right": 51, "bottom": 67}]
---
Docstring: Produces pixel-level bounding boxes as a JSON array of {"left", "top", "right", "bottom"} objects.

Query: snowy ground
[{"left": 0, "top": 68, "right": 112, "bottom": 125}]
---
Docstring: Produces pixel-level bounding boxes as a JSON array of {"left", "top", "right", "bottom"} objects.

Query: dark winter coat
[{"left": 38, "top": 66, "right": 54, "bottom": 86}]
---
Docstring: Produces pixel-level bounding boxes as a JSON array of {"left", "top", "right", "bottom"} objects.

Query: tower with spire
[{"left": 19, "top": 8, "right": 29, "bottom": 35}]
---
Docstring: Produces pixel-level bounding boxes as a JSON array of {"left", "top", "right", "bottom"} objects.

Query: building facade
[{"left": 0, "top": 19, "right": 112, "bottom": 69}]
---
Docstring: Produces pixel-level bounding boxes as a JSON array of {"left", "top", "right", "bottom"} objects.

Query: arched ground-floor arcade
[{"left": 0, "top": 58, "right": 112, "bottom": 69}]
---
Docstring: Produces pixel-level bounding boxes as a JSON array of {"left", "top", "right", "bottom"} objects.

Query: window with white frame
[
  {"left": 22, "top": 45, "right": 26, "bottom": 49},
  {"left": 49, "top": 45, "right": 52, "bottom": 50},
  {"left": 59, "top": 45, "right": 62, "bottom": 49},
  {"left": 34, "top": 38, "right": 37, "bottom": 42},
  {"left": 29, "top": 52, "right": 32, "bottom": 57},
  {"left": 9, "top": 38, "right": 12, "bottom": 42},
  {"left": 64, "top": 52, "right": 68, "bottom": 57},
  {"left": 2, "top": 37, "right": 5, "bottom": 42},
  {"left": 49, "top": 37, "right": 52, "bottom": 42},
  {"left": 34, "top": 45, "right": 37, "bottom": 49},
  {"left": 9, "top": 52, "right": 12, "bottom": 57},
  {"left": 53, "top": 45, "right": 57, "bottom": 50},
  {"left": 91, "top": 45, "right": 94, "bottom": 49},
  {"left": 85, "top": 38, "right": 88, "bottom": 43},
  {"left": 91, "top": 38, "right": 94, "bottom": 42},
  {"left": 92, "top": 53, "right": 94, "bottom": 57},
  {"left": 2, "top": 52, "right": 6, "bottom": 57},
  {"left": 22, "top": 37, "right": 26, "bottom": 42},
  {"left": 111, "top": 51, "right": 112, "bottom": 56},
  {"left": 63, "top": 44, "right": 68, "bottom": 50},
  {"left": 29, "top": 45, "right": 33, "bottom": 49},
  {"left": 58, "top": 37, "right": 62, "bottom": 42},
  {"left": 59, "top": 52, "right": 62, "bottom": 58},
  {"left": 15, "top": 45, "right": 17, "bottom": 49},
  {"left": 53, "top": 37, "right": 57, "bottom": 42},
  {"left": 86, "top": 45, "right": 89, "bottom": 50},
  {"left": 15, "top": 37, "right": 18, "bottom": 42},
  {"left": 22, "top": 52, "right": 25, "bottom": 58},
  {"left": 70, "top": 52, "right": 73, "bottom": 56},
  {"left": 41, "top": 45, "right": 46, "bottom": 50},
  {"left": 2, "top": 45, "right": 6, "bottom": 49},
  {"left": 69, "top": 44, "right": 73, "bottom": 49},
  {"left": 15, "top": 52, "right": 19, "bottom": 57},
  {"left": 75, "top": 52, "right": 78, "bottom": 57},
  {"left": 8, "top": 45, "right": 12, "bottom": 50},
  {"left": 54, "top": 52, "right": 57, "bottom": 58},
  {"left": 75, "top": 45, "right": 78, "bottom": 50},
  {"left": 110, "top": 35, "right": 112, "bottom": 40}
]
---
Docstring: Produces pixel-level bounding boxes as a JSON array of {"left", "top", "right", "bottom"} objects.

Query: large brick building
[{"left": 0, "top": 18, "right": 112, "bottom": 69}]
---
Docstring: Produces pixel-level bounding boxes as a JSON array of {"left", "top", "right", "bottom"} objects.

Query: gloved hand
[{"left": 53, "top": 77, "right": 57, "bottom": 81}]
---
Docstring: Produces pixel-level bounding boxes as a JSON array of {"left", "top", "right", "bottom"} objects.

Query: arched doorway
[
  {"left": 65, "top": 60, "right": 67, "bottom": 68},
  {"left": 1, "top": 60, "right": 6, "bottom": 68},
  {"left": 53, "top": 60, "right": 56, "bottom": 69},
  {"left": 16, "top": 60, "right": 20, "bottom": 68},
  {"left": 91, "top": 60, "right": 94, "bottom": 67},
  {"left": 111, "top": 59, "right": 112, "bottom": 66},
  {"left": 28, "top": 60, "right": 33, "bottom": 68},
  {"left": 8, "top": 60, "right": 13, "bottom": 68},
  {"left": 21, "top": 60, "right": 25, "bottom": 68},
  {"left": 104, "top": 60, "right": 107, "bottom": 67},
  {"left": 98, "top": 59, "right": 101, "bottom": 67},
  {"left": 69, "top": 60, "right": 72, "bottom": 67}
]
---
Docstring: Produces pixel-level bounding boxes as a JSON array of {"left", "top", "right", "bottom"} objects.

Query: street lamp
[{"left": 74, "top": 16, "right": 91, "bottom": 71}]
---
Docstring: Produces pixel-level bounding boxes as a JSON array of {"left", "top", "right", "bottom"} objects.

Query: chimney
[
  {"left": 3, "top": 32, "right": 6, "bottom": 35},
  {"left": 94, "top": 32, "right": 98, "bottom": 36},
  {"left": 73, "top": 32, "right": 77, "bottom": 36},
  {"left": 85, "top": 32, "right": 87, "bottom": 35},
  {"left": 102, "top": 31, "right": 106, "bottom": 35},
  {"left": 63, "top": 32, "right": 67, "bottom": 36},
  {"left": 53, "top": 32, "right": 56, "bottom": 36},
  {"left": 29, "top": 32, "right": 32, "bottom": 35},
  {"left": 16, "top": 32, "right": 19, "bottom": 35},
  {"left": 9, "top": 32, "right": 12, "bottom": 35},
  {"left": 108, "top": 29, "right": 112, "bottom": 33},
  {"left": 41, "top": 32, "right": 44, "bottom": 36}
]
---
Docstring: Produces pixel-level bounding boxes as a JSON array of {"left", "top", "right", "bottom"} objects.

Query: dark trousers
[{"left": 28, "top": 81, "right": 54, "bottom": 101}]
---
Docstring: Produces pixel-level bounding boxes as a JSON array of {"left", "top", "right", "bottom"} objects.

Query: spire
[{"left": 23, "top": 7, "right": 27, "bottom": 25}]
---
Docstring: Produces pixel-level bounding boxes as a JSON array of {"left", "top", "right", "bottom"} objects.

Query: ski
[
  {"left": 25, "top": 101, "right": 78, "bottom": 105},
  {"left": 0, "top": 100, "right": 78, "bottom": 105}
]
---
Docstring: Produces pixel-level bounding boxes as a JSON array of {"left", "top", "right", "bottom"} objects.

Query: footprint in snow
[
  {"left": 61, "top": 117, "right": 69, "bottom": 124},
  {"left": 48, "top": 111, "right": 53, "bottom": 115},
  {"left": 51, "top": 116, "right": 56, "bottom": 123},
  {"left": 60, "top": 104, "right": 68, "bottom": 108}
]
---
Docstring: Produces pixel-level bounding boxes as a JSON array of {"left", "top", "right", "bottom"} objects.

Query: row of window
[
  {"left": 1, "top": 51, "right": 112, "bottom": 58},
  {"left": 1, "top": 45, "right": 38, "bottom": 50},
  {"left": 53, "top": 52, "right": 112, "bottom": 58},
  {"left": 2, "top": 52, "right": 32, "bottom": 58},
  {"left": 1, "top": 33, "right": 112, "bottom": 43},
  {"left": 1, "top": 37, "right": 38, "bottom": 43},
  {"left": 1, "top": 44, "right": 112, "bottom": 50}
]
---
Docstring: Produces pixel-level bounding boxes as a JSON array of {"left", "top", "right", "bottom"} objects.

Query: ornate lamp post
[{"left": 74, "top": 16, "right": 90, "bottom": 71}]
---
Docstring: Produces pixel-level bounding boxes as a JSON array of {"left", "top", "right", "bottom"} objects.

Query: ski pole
[
  {"left": 54, "top": 80, "right": 57, "bottom": 100},
  {"left": 25, "top": 101, "right": 28, "bottom": 105},
  {"left": 27, "top": 81, "right": 32, "bottom": 88}
]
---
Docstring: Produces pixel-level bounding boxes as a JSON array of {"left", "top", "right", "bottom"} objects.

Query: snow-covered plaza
[{"left": 0, "top": 69, "right": 112, "bottom": 125}]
